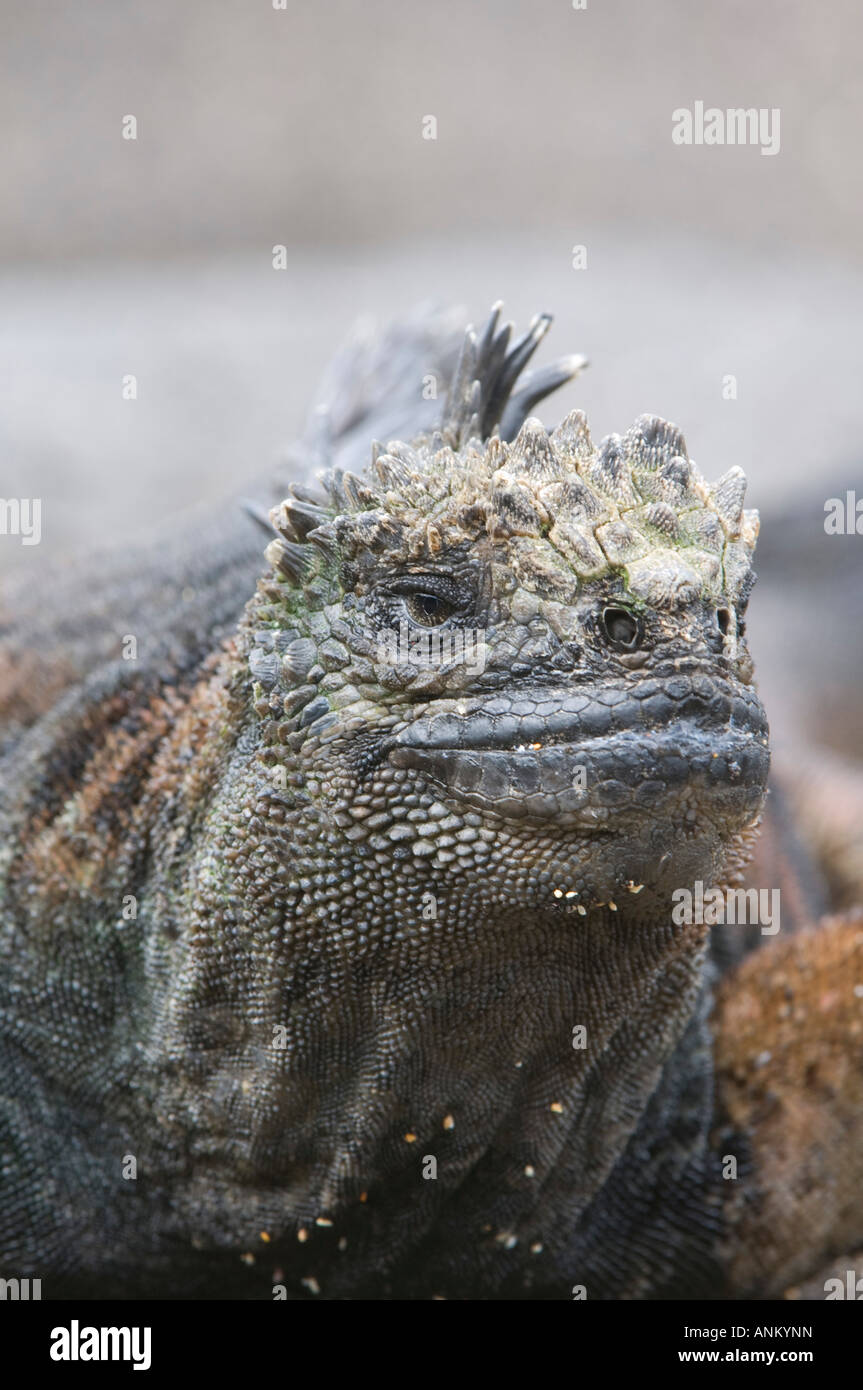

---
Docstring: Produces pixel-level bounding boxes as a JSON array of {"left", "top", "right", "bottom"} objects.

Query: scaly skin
[{"left": 0, "top": 306, "right": 859, "bottom": 1299}]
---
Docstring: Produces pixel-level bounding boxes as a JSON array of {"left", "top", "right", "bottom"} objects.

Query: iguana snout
[{"left": 388, "top": 671, "right": 769, "bottom": 832}]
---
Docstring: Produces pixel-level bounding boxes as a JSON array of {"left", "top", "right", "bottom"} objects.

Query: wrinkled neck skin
[
  {"left": 135, "top": 661, "right": 747, "bottom": 1300},
  {"left": 2, "top": 601, "right": 765, "bottom": 1297}
]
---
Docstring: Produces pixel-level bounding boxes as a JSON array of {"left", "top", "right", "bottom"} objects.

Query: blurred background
[{"left": 1, "top": 0, "right": 861, "bottom": 755}]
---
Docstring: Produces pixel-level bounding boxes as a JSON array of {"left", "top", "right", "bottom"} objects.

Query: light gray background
[{"left": 1, "top": 0, "right": 860, "bottom": 751}]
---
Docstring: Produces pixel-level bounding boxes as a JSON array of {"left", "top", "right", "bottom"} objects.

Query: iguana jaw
[{"left": 387, "top": 674, "right": 769, "bottom": 830}]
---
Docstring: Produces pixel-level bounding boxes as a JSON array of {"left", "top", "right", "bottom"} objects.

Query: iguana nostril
[{"left": 602, "top": 607, "right": 640, "bottom": 649}]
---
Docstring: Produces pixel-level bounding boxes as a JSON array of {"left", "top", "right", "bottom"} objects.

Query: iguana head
[{"left": 245, "top": 306, "right": 769, "bottom": 917}]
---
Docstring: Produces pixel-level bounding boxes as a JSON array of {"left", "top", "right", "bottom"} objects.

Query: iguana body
[{"left": 1, "top": 306, "right": 860, "bottom": 1299}]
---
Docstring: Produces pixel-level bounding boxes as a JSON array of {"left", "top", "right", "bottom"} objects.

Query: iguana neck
[{"left": 140, "top": 706, "right": 715, "bottom": 1292}]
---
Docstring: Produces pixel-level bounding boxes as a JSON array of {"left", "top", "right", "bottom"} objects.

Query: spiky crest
[{"left": 261, "top": 307, "right": 758, "bottom": 610}]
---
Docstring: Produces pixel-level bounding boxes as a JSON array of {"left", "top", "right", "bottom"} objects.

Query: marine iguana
[{"left": 1, "top": 305, "right": 861, "bottom": 1300}]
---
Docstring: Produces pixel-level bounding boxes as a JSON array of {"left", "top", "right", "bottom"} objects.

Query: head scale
[{"left": 263, "top": 303, "right": 758, "bottom": 616}]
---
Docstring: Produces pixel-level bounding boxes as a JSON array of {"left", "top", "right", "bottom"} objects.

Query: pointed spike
[
  {"left": 280, "top": 499, "right": 330, "bottom": 541},
  {"left": 320, "top": 468, "right": 347, "bottom": 510},
  {"left": 461, "top": 380, "right": 483, "bottom": 445},
  {"left": 479, "top": 319, "right": 514, "bottom": 414},
  {"left": 711, "top": 466, "right": 747, "bottom": 534},
  {"left": 508, "top": 416, "right": 563, "bottom": 480},
  {"left": 658, "top": 454, "right": 694, "bottom": 496},
  {"left": 464, "top": 411, "right": 482, "bottom": 444},
  {"left": 385, "top": 441, "right": 422, "bottom": 469},
  {"left": 591, "top": 434, "right": 639, "bottom": 506},
  {"left": 374, "top": 454, "right": 413, "bottom": 490},
  {"left": 476, "top": 300, "right": 504, "bottom": 365},
  {"left": 441, "top": 326, "right": 480, "bottom": 444},
  {"left": 438, "top": 306, "right": 583, "bottom": 448},
  {"left": 499, "top": 355, "right": 588, "bottom": 442},
  {"left": 269, "top": 502, "right": 295, "bottom": 541},
  {"left": 307, "top": 524, "right": 337, "bottom": 556},
  {"left": 481, "top": 313, "right": 553, "bottom": 436},
  {"left": 485, "top": 434, "right": 507, "bottom": 468},
  {"left": 625, "top": 415, "right": 689, "bottom": 470},
  {"left": 551, "top": 408, "right": 594, "bottom": 466},
  {"left": 289, "top": 479, "right": 330, "bottom": 507},
  {"left": 342, "top": 472, "right": 369, "bottom": 509},
  {"left": 265, "top": 538, "right": 312, "bottom": 584}
]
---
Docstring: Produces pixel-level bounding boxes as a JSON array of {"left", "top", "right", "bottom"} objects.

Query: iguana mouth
[{"left": 388, "top": 677, "right": 769, "bottom": 826}]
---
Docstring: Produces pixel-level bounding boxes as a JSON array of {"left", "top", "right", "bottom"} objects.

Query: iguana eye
[
  {"left": 405, "top": 592, "right": 453, "bottom": 626},
  {"left": 602, "top": 606, "right": 641, "bottom": 649},
  {"left": 383, "top": 571, "right": 466, "bottom": 627}
]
